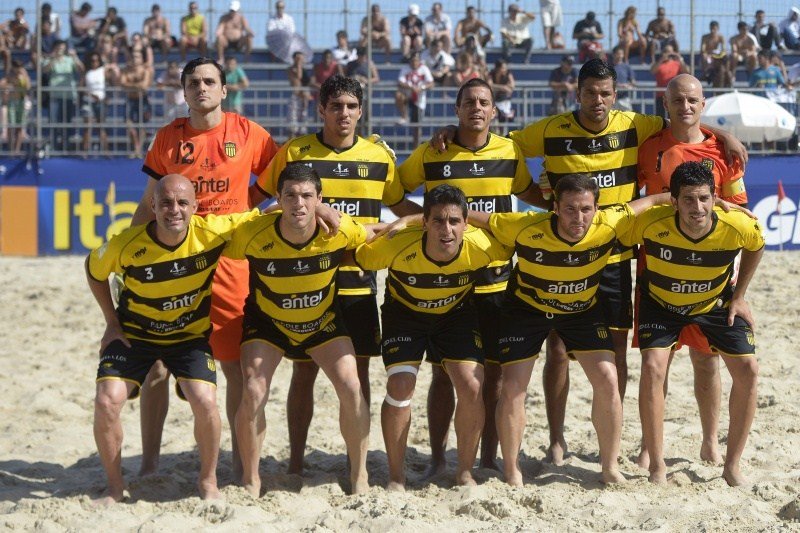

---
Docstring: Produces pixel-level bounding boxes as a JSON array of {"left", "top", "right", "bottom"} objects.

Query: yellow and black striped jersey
[
  {"left": 354, "top": 226, "right": 513, "bottom": 315},
  {"left": 87, "top": 211, "right": 256, "bottom": 345},
  {"left": 398, "top": 133, "right": 532, "bottom": 294},
  {"left": 620, "top": 206, "right": 765, "bottom": 315},
  {"left": 510, "top": 110, "right": 664, "bottom": 262},
  {"left": 255, "top": 132, "right": 405, "bottom": 297},
  {"left": 224, "top": 212, "right": 367, "bottom": 345},
  {"left": 489, "top": 204, "right": 635, "bottom": 314}
]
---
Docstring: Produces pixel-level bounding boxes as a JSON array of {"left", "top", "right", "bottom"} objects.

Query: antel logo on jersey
[
  {"left": 417, "top": 294, "right": 459, "bottom": 309},
  {"left": 671, "top": 281, "right": 712, "bottom": 293},
  {"left": 466, "top": 198, "right": 496, "bottom": 212},
  {"left": 281, "top": 291, "right": 325, "bottom": 309},
  {"left": 193, "top": 176, "right": 230, "bottom": 193},
  {"left": 332, "top": 163, "right": 350, "bottom": 177},
  {"left": 162, "top": 292, "right": 199, "bottom": 311},
  {"left": 590, "top": 171, "right": 617, "bottom": 188},
  {"left": 546, "top": 279, "right": 588, "bottom": 294},
  {"left": 328, "top": 199, "right": 360, "bottom": 216}
]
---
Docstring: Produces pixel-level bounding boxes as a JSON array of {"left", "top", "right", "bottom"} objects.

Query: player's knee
[
  {"left": 642, "top": 355, "right": 668, "bottom": 383},
  {"left": 730, "top": 357, "right": 759, "bottom": 386},
  {"left": 386, "top": 367, "right": 418, "bottom": 400},
  {"left": 94, "top": 387, "right": 126, "bottom": 417},
  {"left": 242, "top": 375, "right": 268, "bottom": 405},
  {"left": 498, "top": 369, "right": 528, "bottom": 401},
  {"left": 457, "top": 374, "right": 483, "bottom": 403}
]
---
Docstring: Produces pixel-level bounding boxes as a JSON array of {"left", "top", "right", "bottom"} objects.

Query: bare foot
[
  {"left": 546, "top": 439, "right": 568, "bottom": 466},
  {"left": 241, "top": 480, "right": 261, "bottom": 497},
  {"left": 422, "top": 458, "right": 447, "bottom": 480},
  {"left": 350, "top": 475, "right": 369, "bottom": 495},
  {"left": 504, "top": 468, "right": 523, "bottom": 487},
  {"left": 601, "top": 468, "right": 626, "bottom": 484},
  {"left": 635, "top": 447, "right": 650, "bottom": 470},
  {"left": 386, "top": 480, "right": 406, "bottom": 492},
  {"left": 91, "top": 487, "right": 127, "bottom": 507},
  {"left": 478, "top": 457, "right": 500, "bottom": 471},
  {"left": 648, "top": 461, "right": 668, "bottom": 485},
  {"left": 139, "top": 459, "right": 159, "bottom": 477},
  {"left": 199, "top": 482, "right": 223, "bottom": 500},
  {"left": 700, "top": 441, "right": 723, "bottom": 465},
  {"left": 722, "top": 464, "right": 748, "bottom": 487},
  {"left": 455, "top": 470, "right": 477, "bottom": 487}
]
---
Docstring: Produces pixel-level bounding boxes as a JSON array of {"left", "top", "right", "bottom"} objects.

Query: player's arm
[
  {"left": 516, "top": 183, "right": 549, "bottom": 209},
  {"left": 85, "top": 257, "right": 130, "bottom": 351},
  {"left": 728, "top": 245, "right": 764, "bottom": 328},
  {"left": 248, "top": 184, "right": 270, "bottom": 207},
  {"left": 468, "top": 210, "right": 491, "bottom": 229},
  {"left": 131, "top": 177, "right": 158, "bottom": 225},
  {"left": 375, "top": 201, "right": 423, "bottom": 239},
  {"left": 627, "top": 192, "right": 671, "bottom": 215},
  {"left": 699, "top": 124, "right": 748, "bottom": 166}
]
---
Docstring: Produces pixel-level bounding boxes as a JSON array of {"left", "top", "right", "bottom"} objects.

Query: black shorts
[
  {"left": 241, "top": 308, "right": 350, "bottom": 361},
  {"left": 637, "top": 294, "right": 756, "bottom": 356},
  {"left": 497, "top": 296, "right": 615, "bottom": 365},
  {"left": 597, "top": 259, "right": 633, "bottom": 330},
  {"left": 96, "top": 338, "right": 216, "bottom": 400},
  {"left": 473, "top": 290, "right": 505, "bottom": 365},
  {"left": 381, "top": 300, "right": 484, "bottom": 369},
  {"left": 126, "top": 96, "right": 151, "bottom": 123}
]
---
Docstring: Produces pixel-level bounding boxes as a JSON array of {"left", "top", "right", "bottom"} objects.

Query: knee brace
[{"left": 384, "top": 365, "right": 419, "bottom": 408}]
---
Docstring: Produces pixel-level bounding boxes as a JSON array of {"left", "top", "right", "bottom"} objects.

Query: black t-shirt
[
  {"left": 400, "top": 16, "right": 424, "bottom": 37},
  {"left": 573, "top": 19, "right": 602, "bottom": 43}
]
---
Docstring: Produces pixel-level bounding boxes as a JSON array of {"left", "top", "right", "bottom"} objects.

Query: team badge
[
  {"left": 318, "top": 255, "right": 331, "bottom": 270},
  {"left": 588, "top": 249, "right": 600, "bottom": 262},
  {"left": 746, "top": 330, "right": 755, "bottom": 346},
  {"left": 458, "top": 274, "right": 470, "bottom": 286},
  {"left": 607, "top": 134, "right": 620, "bottom": 149},
  {"left": 206, "top": 356, "right": 216, "bottom": 372},
  {"left": 195, "top": 255, "right": 208, "bottom": 270},
  {"left": 323, "top": 322, "right": 337, "bottom": 333},
  {"left": 474, "top": 332, "right": 483, "bottom": 349},
  {"left": 224, "top": 141, "right": 237, "bottom": 158},
  {"left": 701, "top": 158, "right": 714, "bottom": 171},
  {"left": 357, "top": 164, "right": 369, "bottom": 178},
  {"left": 596, "top": 327, "right": 609, "bottom": 340}
]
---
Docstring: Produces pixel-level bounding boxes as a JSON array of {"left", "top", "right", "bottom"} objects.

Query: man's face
[
  {"left": 553, "top": 190, "right": 597, "bottom": 242},
  {"left": 756, "top": 12, "right": 765, "bottom": 23},
  {"left": 226, "top": 58, "right": 237, "bottom": 70},
  {"left": 432, "top": 3, "right": 442, "bottom": 15},
  {"left": 758, "top": 54, "right": 769, "bottom": 68},
  {"left": 467, "top": 7, "right": 476, "bottom": 19},
  {"left": 189, "top": 2, "right": 198, "bottom": 14},
  {"left": 152, "top": 179, "right": 197, "bottom": 236},
  {"left": 672, "top": 184, "right": 715, "bottom": 236},
  {"left": 410, "top": 55, "right": 421, "bottom": 68},
  {"left": 183, "top": 63, "right": 227, "bottom": 112},
  {"left": 423, "top": 203, "right": 466, "bottom": 261},
  {"left": 320, "top": 92, "right": 362, "bottom": 140},
  {"left": 578, "top": 77, "right": 616, "bottom": 127},
  {"left": 657, "top": 8, "right": 666, "bottom": 18},
  {"left": 276, "top": 2, "right": 285, "bottom": 14},
  {"left": 560, "top": 60, "right": 573, "bottom": 73},
  {"left": 277, "top": 180, "right": 321, "bottom": 232},
  {"left": 456, "top": 85, "right": 495, "bottom": 133},
  {"left": 665, "top": 78, "right": 704, "bottom": 128},
  {"left": 613, "top": 48, "right": 624, "bottom": 63}
]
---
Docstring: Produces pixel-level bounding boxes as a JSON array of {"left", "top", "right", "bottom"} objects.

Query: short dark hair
[
  {"left": 756, "top": 9, "right": 765, "bottom": 16},
  {"left": 277, "top": 163, "right": 323, "bottom": 195},
  {"left": 423, "top": 184, "right": 468, "bottom": 219},
  {"left": 456, "top": 78, "right": 494, "bottom": 106},
  {"left": 578, "top": 58, "right": 617, "bottom": 91},
  {"left": 553, "top": 174, "right": 600, "bottom": 203},
  {"left": 737, "top": 21, "right": 747, "bottom": 30},
  {"left": 181, "top": 57, "right": 226, "bottom": 88},
  {"left": 669, "top": 161, "right": 715, "bottom": 198},
  {"left": 319, "top": 75, "right": 363, "bottom": 107},
  {"left": 80, "top": 2, "right": 92, "bottom": 12}
]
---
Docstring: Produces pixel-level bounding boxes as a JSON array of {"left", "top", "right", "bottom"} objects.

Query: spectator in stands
[
  {"left": 449, "top": 50, "right": 483, "bottom": 87},
  {"left": 645, "top": 7, "right": 678, "bottom": 64},
  {"left": 97, "top": 7, "right": 127, "bottom": 50},
  {"left": 222, "top": 56, "right": 248, "bottom": 114},
  {"left": 311, "top": 49, "right": 341, "bottom": 98},
  {"left": 156, "top": 60, "right": 187, "bottom": 121},
  {"left": 359, "top": 4, "right": 392, "bottom": 59},
  {"left": 455, "top": 6, "right": 492, "bottom": 49},
  {"left": 42, "top": 40, "right": 84, "bottom": 150},
  {"left": 500, "top": 4, "right": 535, "bottom": 63},
  {"left": 32, "top": 18, "right": 58, "bottom": 65},
  {"left": 180, "top": 1, "right": 208, "bottom": 60},
  {"left": 7, "top": 8, "right": 30, "bottom": 51},
  {"left": 395, "top": 51, "right": 433, "bottom": 143},
  {"left": 752, "top": 10, "right": 783, "bottom": 51},
  {"left": 548, "top": 54, "right": 577, "bottom": 115},
  {"left": 573, "top": 11, "right": 604, "bottom": 63},
  {"left": 611, "top": 46, "right": 636, "bottom": 111},
  {"left": 95, "top": 33, "right": 120, "bottom": 67},
  {"left": 400, "top": 4, "right": 424, "bottom": 61},
  {"left": 651, "top": 44, "right": 688, "bottom": 118},
  {"left": 462, "top": 31, "right": 487, "bottom": 69},
  {"left": 345, "top": 46, "right": 379, "bottom": 135},
  {"left": 617, "top": 6, "right": 646, "bottom": 64},
  {"left": 729, "top": 21, "right": 760, "bottom": 78},
  {"left": 540, "top": 0, "right": 562, "bottom": 50},
  {"left": 215, "top": 1, "right": 254, "bottom": 63},
  {"left": 700, "top": 20, "right": 731, "bottom": 88},
  {"left": 3, "top": 59, "right": 30, "bottom": 154},
  {"left": 333, "top": 30, "right": 357, "bottom": 67},
  {"left": 424, "top": 2, "right": 453, "bottom": 54},
  {"left": 287, "top": 50, "right": 312, "bottom": 137},
  {"left": 266, "top": 0, "right": 295, "bottom": 61},
  {"left": 488, "top": 58, "right": 515, "bottom": 123},
  {"left": 81, "top": 51, "right": 114, "bottom": 154},
  {"left": 143, "top": 4, "right": 171, "bottom": 60},
  {"left": 422, "top": 37, "right": 454, "bottom": 86},
  {"left": 780, "top": 8, "right": 800, "bottom": 50},
  {"left": 69, "top": 2, "right": 97, "bottom": 51},
  {"left": 41, "top": 3, "right": 62, "bottom": 37},
  {"left": 750, "top": 49, "right": 791, "bottom": 97},
  {"left": 119, "top": 53, "right": 152, "bottom": 158},
  {"left": 127, "top": 33, "right": 154, "bottom": 77}
]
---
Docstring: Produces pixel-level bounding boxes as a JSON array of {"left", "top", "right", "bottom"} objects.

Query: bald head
[
  {"left": 666, "top": 74, "right": 703, "bottom": 97},
  {"left": 664, "top": 74, "right": 705, "bottom": 136},
  {"left": 151, "top": 174, "right": 198, "bottom": 242},
  {"left": 154, "top": 174, "right": 197, "bottom": 202}
]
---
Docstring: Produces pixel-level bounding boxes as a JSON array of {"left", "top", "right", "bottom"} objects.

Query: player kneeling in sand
[
  {"left": 621, "top": 161, "right": 763, "bottom": 486},
  {"left": 87, "top": 174, "right": 255, "bottom": 504},
  {"left": 227, "top": 164, "right": 372, "bottom": 496},
  {"left": 354, "top": 184, "right": 513, "bottom": 490}
]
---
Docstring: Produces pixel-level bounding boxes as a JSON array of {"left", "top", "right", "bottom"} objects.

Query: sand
[{"left": 0, "top": 252, "right": 798, "bottom": 531}]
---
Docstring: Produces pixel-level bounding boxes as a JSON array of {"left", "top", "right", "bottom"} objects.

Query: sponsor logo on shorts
[
  {"left": 639, "top": 323, "right": 667, "bottom": 330},
  {"left": 746, "top": 331, "right": 755, "bottom": 346},
  {"left": 133, "top": 247, "right": 147, "bottom": 258},
  {"left": 383, "top": 336, "right": 412, "bottom": 345},
  {"left": 640, "top": 332, "right": 652, "bottom": 339},
  {"left": 387, "top": 346, "right": 400, "bottom": 354},
  {"left": 499, "top": 336, "right": 524, "bottom": 344},
  {"left": 149, "top": 312, "right": 195, "bottom": 333},
  {"left": 275, "top": 313, "right": 330, "bottom": 335},
  {"left": 101, "top": 354, "right": 127, "bottom": 363}
]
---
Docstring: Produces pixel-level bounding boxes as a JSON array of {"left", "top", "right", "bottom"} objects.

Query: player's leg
[
  {"left": 308, "top": 336, "right": 370, "bottom": 494},
  {"left": 636, "top": 349, "right": 675, "bottom": 470},
  {"left": 340, "top": 294, "right": 381, "bottom": 411},
  {"left": 382, "top": 364, "right": 418, "bottom": 491},
  {"left": 638, "top": 347, "right": 672, "bottom": 484},
  {"left": 425, "top": 364, "right": 454, "bottom": 478},
  {"left": 444, "top": 361, "right": 484, "bottom": 486},
  {"left": 286, "top": 359, "right": 319, "bottom": 475},
  {"left": 235, "top": 339, "right": 283, "bottom": 496},
  {"left": 688, "top": 348, "right": 722, "bottom": 464},
  {"left": 177, "top": 379, "right": 222, "bottom": 500},
  {"left": 720, "top": 353, "right": 758, "bottom": 486},
  {"left": 496, "top": 358, "right": 536, "bottom": 487},
  {"left": 543, "top": 330, "right": 569, "bottom": 465},
  {"left": 611, "top": 329, "right": 629, "bottom": 403},
  {"left": 138, "top": 361, "right": 170, "bottom": 476},
  {"left": 475, "top": 292, "right": 503, "bottom": 470},
  {"left": 93, "top": 379, "right": 136, "bottom": 504}
]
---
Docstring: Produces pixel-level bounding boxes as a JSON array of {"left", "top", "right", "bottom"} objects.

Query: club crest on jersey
[
  {"left": 588, "top": 249, "right": 600, "bottom": 262},
  {"left": 357, "top": 164, "right": 369, "bottom": 178},
  {"left": 607, "top": 134, "right": 620, "bottom": 149},
  {"left": 701, "top": 158, "right": 714, "bottom": 171},
  {"left": 195, "top": 255, "right": 208, "bottom": 270},
  {"left": 333, "top": 163, "right": 350, "bottom": 176},
  {"left": 318, "top": 255, "right": 331, "bottom": 270},
  {"left": 224, "top": 141, "right": 237, "bottom": 157},
  {"left": 458, "top": 274, "right": 470, "bottom": 286}
]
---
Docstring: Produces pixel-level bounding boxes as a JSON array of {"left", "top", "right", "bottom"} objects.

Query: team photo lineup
[{"left": 78, "top": 41, "right": 772, "bottom": 507}]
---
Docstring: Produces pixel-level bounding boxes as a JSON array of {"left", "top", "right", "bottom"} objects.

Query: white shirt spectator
[
  {"left": 425, "top": 13, "right": 452, "bottom": 35},
  {"left": 501, "top": 12, "right": 535, "bottom": 45},
  {"left": 779, "top": 7, "right": 800, "bottom": 40},
  {"left": 332, "top": 46, "right": 357, "bottom": 66},
  {"left": 398, "top": 63, "right": 434, "bottom": 110},
  {"left": 421, "top": 47, "right": 455, "bottom": 72},
  {"left": 267, "top": 13, "right": 295, "bottom": 34}
]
